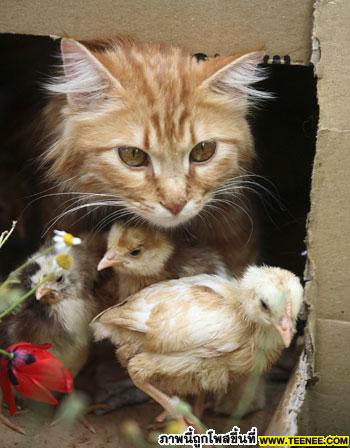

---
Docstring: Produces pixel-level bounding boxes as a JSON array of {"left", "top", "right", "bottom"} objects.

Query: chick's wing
[
  {"left": 145, "top": 285, "right": 245, "bottom": 356},
  {"left": 94, "top": 275, "right": 245, "bottom": 357}
]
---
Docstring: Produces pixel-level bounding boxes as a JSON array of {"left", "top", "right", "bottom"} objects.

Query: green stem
[
  {"left": 0, "top": 275, "right": 53, "bottom": 321},
  {"left": 0, "top": 348, "right": 14, "bottom": 359},
  {"left": 0, "top": 246, "right": 54, "bottom": 292}
]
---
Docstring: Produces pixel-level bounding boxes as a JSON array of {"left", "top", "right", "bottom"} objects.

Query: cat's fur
[{"left": 42, "top": 36, "right": 268, "bottom": 274}]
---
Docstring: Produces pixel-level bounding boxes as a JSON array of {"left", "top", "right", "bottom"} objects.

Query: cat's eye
[
  {"left": 190, "top": 141, "right": 216, "bottom": 163},
  {"left": 129, "top": 248, "right": 142, "bottom": 257},
  {"left": 118, "top": 146, "right": 149, "bottom": 167}
]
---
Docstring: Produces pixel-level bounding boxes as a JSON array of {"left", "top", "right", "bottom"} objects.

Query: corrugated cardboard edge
[{"left": 264, "top": 348, "right": 312, "bottom": 436}]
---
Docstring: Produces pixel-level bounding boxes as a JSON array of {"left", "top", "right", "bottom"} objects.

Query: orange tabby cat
[{"left": 43, "top": 36, "right": 268, "bottom": 274}]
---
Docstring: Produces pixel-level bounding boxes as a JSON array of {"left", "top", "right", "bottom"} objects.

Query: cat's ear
[
  {"left": 200, "top": 52, "right": 270, "bottom": 104},
  {"left": 47, "top": 38, "right": 122, "bottom": 110}
]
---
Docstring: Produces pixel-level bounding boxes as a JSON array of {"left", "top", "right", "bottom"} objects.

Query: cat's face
[{"left": 46, "top": 38, "right": 266, "bottom": 228}]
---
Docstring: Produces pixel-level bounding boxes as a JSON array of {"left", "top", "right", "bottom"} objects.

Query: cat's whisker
[
  {"left": 204, "top": 202, "right": 235, "bottom": 231},
  {"left": 215, "top": 184, "right": 281, "bottom": 222},
  {"left": 181, "top": 220, "right": 198, "bottom": 242},
  {"left": 206, "top": 196, "right": 254, "bottom": 244},
  {"left": 215, "top": 176, "right": 293, "bottom": 229},
  {"left": 24, "top": 175, "right": 80, "bottom": 200},
  {"left": 68, "top": 204, "right": 107, "bottom": 230},
  {"left": 23, "top": 191, "right": 124, "bottom": 221},
  {"left": 123, "top": 214, "right": 143, "bottom": 227},
  {"left": 53, "top": 197, "right": 125, "bottom": 223},
  {"left": 94, "top": 209, "right": 135, "bottom": 233},
  {"left": 216, "top": 174, "right": 284, "bottom": 209},
  {"left": 201, "top": 205, "right": 239, "bottom": 242},
  {"left": 92, "top": 199, "right": 145, "bottom": 232},
  {"left": 43, "top": 200, "right": 127, "bottom": 235}
]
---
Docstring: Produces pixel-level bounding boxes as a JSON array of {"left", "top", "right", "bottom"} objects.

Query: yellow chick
[
  {"left": 91, "top": 266, "right": 303, "bottom": 424},
  {"left": 97, "top": 222, "right": 228, "bottom": 301}
]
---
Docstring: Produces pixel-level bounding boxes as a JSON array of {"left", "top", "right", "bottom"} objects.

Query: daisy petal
[{"left": 53, "top": 230, "right": 65, "bottom": 236}]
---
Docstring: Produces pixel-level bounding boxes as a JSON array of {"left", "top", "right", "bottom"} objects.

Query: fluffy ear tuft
[
  {"left": 201, "top": 52, "right": 271, "bottom": 105},
  {"left": 46, "top": 38, "right": 122, "bottom": 110}
]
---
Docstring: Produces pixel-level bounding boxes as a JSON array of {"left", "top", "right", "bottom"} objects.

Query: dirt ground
[{"left": 0, "top": 382, "right": 284, "bottom": 448}]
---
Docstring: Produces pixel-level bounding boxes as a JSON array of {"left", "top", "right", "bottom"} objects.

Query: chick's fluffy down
[{"left": 92, "top": 275, "right": 251, "bottom": 395}]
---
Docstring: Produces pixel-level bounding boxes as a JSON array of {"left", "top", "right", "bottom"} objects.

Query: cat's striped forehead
[
  {"left": 98, "top": 43, "right": 202, "bottom": 147},
  {"left": 49, "top": 37, "right": 266, "bottom": 154}
]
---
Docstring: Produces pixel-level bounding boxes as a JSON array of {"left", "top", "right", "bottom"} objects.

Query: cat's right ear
[
  {"left": 47, "top": 38, "right": 123, "bottom": 110},
  {"left": 200, "top": 52, "right": 270, "bottom": 106}
]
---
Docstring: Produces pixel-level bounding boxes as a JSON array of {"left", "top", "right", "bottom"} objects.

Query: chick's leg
[
  {"left": 129, "top": 373, "right": 174, "bottom": 415},
  {"left": 155, "top": 409, "right": 168, "bottom": 423},
  {"left": 0, "top": 390, "right": 25, "bottom": 435},
  {"left": 129, "top": 373, "right": 203, "bottom": 433},
  {"left": 193, "top": 391, "right": 206, "bottom": 419}
]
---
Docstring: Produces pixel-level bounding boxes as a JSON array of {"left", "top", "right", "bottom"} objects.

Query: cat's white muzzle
[{"left": 141, "top": 201, "right": 200, "bottom": 228}]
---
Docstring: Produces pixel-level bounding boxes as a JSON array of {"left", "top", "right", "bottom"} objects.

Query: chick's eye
[
  {"left": 260, "top": 299, "right": 270, "bottom": 312},
  {"left": 129, "top": 248, "right": 142, "bottom": 257},
  {"left": 56, "top": 275, "right": 64, "bottom": 283},
  {"left": 190, "top": 141, "right": 216, "bottom": 163},
  {"left": 118, "top": 147, "right": 149, "bottom": 167}
]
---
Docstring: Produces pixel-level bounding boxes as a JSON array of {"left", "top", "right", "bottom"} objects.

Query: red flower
[{"left": 0, "top": 342, "right": 73, "bottom": 415}]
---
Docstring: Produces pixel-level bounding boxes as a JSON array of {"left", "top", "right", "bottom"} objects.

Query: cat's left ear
[
  {"left": 47, "top": 38, "right": 123, "bottom": 110},
  {"left": 200, "top": 52, "right": 269, "bottom": 104}
]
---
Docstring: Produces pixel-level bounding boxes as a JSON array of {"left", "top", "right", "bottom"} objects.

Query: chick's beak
[
  {"left": 97, "top": 249, "right": 124, "bottom": 271},
  {"left": 36, "top": 287, "right": 54, "bottom": 301},
  {"left": 274, "top": 300, "right": 294, "bottom": 347}
]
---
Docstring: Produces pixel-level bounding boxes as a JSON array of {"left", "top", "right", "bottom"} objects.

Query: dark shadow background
[{"left": 0, "top": 34, "right": 318, "bottom": 279}]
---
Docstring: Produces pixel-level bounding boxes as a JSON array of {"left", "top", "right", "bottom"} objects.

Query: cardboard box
[
  {"left": 1, "top": 0, "right": 313, "bottom": 63},
  {"left": 1, "top": 0, "right": 349, "bottom": 442},
  {"left": 298, "top": 0, "right": 350, "bottom": 434}
]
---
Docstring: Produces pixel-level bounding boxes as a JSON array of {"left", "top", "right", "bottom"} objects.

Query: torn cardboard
[{"left": 265, "top": 349, "right": 310, "bottom": 436}]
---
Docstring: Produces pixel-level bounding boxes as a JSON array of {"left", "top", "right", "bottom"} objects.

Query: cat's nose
[{"left": 161, "top": 200, "right": 187, "bottom": 216}]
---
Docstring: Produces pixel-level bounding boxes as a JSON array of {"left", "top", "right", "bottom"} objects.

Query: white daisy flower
[{"left": 53, "top": 230, "right": 82, "bottom": 253}]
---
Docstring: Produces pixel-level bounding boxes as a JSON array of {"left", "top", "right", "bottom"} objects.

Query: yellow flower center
[
  {"left": 63, "top": 233, "right": 74, "bottom": 246},
  {"left": 55, "top": 253, "right": 73, "bottom": 270},
  {"left": 165, "top": 420, "right": 186, "bottom": 434}
]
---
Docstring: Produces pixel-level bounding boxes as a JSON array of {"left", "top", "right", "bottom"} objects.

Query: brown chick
[
  {"left": 97, "top": 222, "right": 228, "bottom": 301},
  {"left": 1, "top": 241, "right": 102, "bottom": 376},
  {"left": 0, "top": 236, "right": 106, "bottom": 434},
  {"left": 91, "top": 266, "right": 303, "bottom": 425}
]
